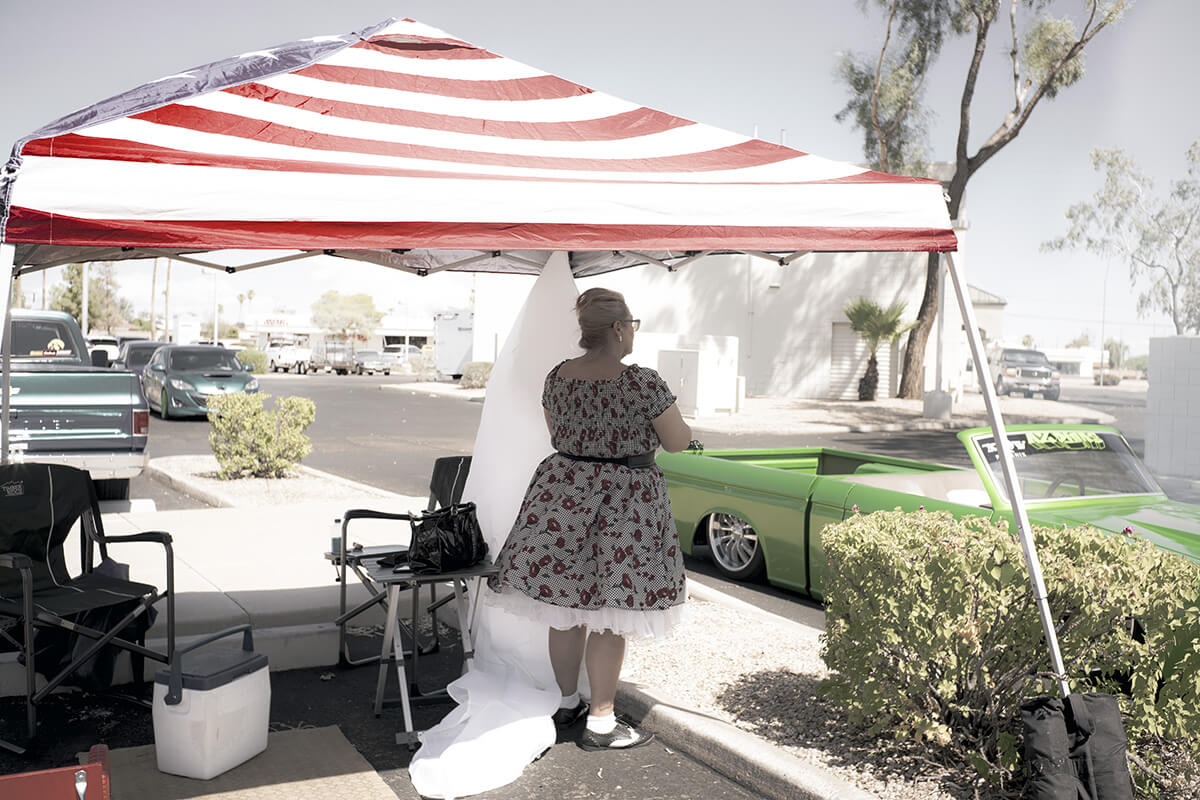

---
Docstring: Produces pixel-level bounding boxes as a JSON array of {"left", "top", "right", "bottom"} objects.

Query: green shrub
[
  {"left": 206, "top": 392, "right": 316, "bottom": 479},
  {"left": 238, "top": 347, "right": 268, "bottom": 373},
  {"left": 820, "top": 509, "right": 1200, "bottom": 791},
  {"left": 459, "top": 361, "right": 493, "bottom": 389}
]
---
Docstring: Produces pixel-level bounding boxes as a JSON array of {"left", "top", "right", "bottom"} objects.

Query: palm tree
[
  {"left": 843, "top": 298, "right": 914, "bottom": 401},
  {"left": 237, "top": 293, "right": 245, "bottom": 325}
]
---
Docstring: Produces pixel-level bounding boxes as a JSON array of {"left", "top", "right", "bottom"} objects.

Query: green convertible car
[{"left": 658, "top": 424, "right": 1200, "bottom": 601}]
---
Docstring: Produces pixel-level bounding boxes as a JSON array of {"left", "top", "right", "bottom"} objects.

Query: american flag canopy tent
[{"left": 0, "top": 17, "right": 955, "bottom": 277}]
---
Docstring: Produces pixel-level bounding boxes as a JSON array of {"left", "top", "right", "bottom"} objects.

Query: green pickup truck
[
  {"left": 659, "top": 425, "right": 1200, "bottom": 600},
  {"left": 6, "top": 309, "right": 149, "bottom": 499}
]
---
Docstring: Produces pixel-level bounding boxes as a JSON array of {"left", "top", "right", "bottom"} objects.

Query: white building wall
[
  {"left": 1145, "top": 337, "right": 1200, "bottom": 479},
  {"left": 578, "top": 250, "right": 972, "bottom": 400}
]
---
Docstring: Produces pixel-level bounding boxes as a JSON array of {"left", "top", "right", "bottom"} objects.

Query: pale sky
[{"left": 2, "top": 1, "right": 1194, "bottom": 354}]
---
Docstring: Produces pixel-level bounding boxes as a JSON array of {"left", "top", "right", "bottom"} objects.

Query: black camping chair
[
  {"left": 0, "top": 463, "right": 175, "bottom": 754},
  {"left": 331, "top": 455, "right": 473, "bottom": 667}
]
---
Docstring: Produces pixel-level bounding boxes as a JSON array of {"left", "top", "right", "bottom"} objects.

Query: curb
[
  {"left": 145, "top": 460, "right": 236, "bottom": 508},
  {"left": 613, "top": 577, "right": 872, "bottom": 800},
  {"left": 693, "top": 414, "right": 1113, "bottom": 437},
  {"left": 616, "top": 682, "right": 874, "bottom": 800},
  {"left": 145, "top": 459, "right": 402, "bottom": 509},
  {"left": 841, "top": 415, "right": 1109, "bottom": 434}
]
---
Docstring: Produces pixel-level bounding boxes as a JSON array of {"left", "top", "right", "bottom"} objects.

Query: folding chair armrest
[
  {"left": 0, "top": 552, "right": 33, "bottom": 571},
  {"left": 86, "top": 530, "right": 176, "bottom": 661},
  {"left": 95, "top": 530, "right": 173, "bottom": 546},
  {"left": 343, "top": 508, "right": 415, "bottom": 524}
]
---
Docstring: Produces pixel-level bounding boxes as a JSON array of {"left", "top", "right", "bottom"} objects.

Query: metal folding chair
[
  {"left": 326, "top": 456, "right": 498, "bottom": 746},
  {"left": 329, "top": 456, "right": 472, "bottom": 667}
]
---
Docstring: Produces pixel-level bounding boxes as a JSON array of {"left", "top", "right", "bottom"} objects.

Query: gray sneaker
[{"left": 578, "top": 719, "right": 655, "bottom": 751}]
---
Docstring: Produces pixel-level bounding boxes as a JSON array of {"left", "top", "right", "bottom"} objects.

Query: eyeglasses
[{"left": 621, "top": 319, "right": 641, "bottom": 331}]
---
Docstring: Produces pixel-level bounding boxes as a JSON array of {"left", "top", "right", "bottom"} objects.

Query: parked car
[
  {"left": 141, "top": 345, "right": 259, "bottom": 419},
  {"left": 384, "top": 344, "right": 422, "bottom": 362},
  {"left": 309, "top": 341, "right": 355, "bottom": 375},
  {"left": 266, "top": 340, "right": 310, "bottom": 373},
  {"left": 7, "top": 309, "right": 149, "bottom": 499},
  {"left": 113, "top": 340, "right": 167, "bottom": 376},
  {"left": 658, "top": 425, "right": 1198, "bottom": 599},
  {"left": 85, "top": 334, "right": 120, "bottom": 365},
  {"left": 990, "top": 348, "right": 1061, "bottom": 400},
  {"left": 353, "top": 350, "right": 393, "bottom": 375}
]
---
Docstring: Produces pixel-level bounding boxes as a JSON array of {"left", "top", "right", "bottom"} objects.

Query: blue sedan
[{"left": 141, "top": 345, "right": 259, "bottom": 419}]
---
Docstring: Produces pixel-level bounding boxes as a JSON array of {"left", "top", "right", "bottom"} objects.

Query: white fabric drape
[{"left": 408, "top": 252, "right": 584, "bottom": 799}]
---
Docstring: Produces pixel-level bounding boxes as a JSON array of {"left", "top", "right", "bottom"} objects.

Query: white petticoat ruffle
[{"left": 486, "top": 584, "right": 689, "bottom": 641}]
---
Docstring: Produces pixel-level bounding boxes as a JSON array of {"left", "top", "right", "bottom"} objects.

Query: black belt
[{"left": 557, "top": 451, "right": 656, "bottom": 469}]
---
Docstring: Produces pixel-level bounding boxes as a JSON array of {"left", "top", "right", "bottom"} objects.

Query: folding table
[{"left": 326, "top": 536, "right": 497, "bottom": 748}]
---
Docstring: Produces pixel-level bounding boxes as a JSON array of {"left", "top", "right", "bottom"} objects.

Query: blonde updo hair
[{"left": 575, "top": 288, "right": 629, "bottom": 350}]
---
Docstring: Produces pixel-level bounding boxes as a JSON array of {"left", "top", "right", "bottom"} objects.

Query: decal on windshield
[
  {"left": 1025, "top": 431, "right": 1106, "bottom": 451},
  {"left": 977, "top": 430, "right": 1109, "bottom": 463}
]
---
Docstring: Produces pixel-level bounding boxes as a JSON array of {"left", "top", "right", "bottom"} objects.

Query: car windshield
[
  {"left": 969, "top": 430, "right": 1162, "bottom": 501},
  {"left": 168, "top": 348, "right": 242, "bottom": 371},
  {"left": 1002, "top": 350, "right": 1050, "bottom": 366},
  {"left": 126, "top": 347, "right": 159, "bottom": 367},
  {"left": 12, "top": 319, "right": 83, "bottom": 363}
]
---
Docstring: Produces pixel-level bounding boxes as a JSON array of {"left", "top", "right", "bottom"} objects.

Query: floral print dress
[{"left": 488, "top": 362, "right": 688, "bottom": 640}]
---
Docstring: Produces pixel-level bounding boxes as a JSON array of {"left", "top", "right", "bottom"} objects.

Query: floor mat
[{"left": 90, "top": 725, "right": 398, "bottom": 800}]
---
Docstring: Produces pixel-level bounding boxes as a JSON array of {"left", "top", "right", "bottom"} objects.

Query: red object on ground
[{"left": 0, "top": 746, "right": 111, "bottom": 799}]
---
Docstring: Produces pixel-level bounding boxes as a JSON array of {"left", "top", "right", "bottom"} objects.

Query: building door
[{"left": 829, "top": 322, "right": 896, "bottom": 400}]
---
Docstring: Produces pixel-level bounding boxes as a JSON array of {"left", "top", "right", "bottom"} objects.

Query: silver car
[{"left": 353, "top": 349, "right": 392, "bottom": 375}]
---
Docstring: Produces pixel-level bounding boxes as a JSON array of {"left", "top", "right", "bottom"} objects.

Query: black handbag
[
  {"left": 1021, "top": 692, "right": 1134, "bottom": 800},
  {"left": 403, "top": 502, "right": 488, "bottom": 574}
]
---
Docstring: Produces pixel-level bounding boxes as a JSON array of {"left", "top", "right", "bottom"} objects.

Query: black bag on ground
[
  {"left": 404, "top": 502, "right": 488, "bottom": 574},
  {"left": 1021, "top": 692, "right": 1134, "bottom": 800}
]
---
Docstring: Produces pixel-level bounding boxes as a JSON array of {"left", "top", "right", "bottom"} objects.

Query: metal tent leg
[{"left": 944, "top": 251, "right": 1070, "bottom": 698}]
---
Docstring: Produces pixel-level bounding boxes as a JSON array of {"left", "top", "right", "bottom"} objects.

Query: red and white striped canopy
[{"left": 0, "top": 17, "right": 956, "bottom": 277}]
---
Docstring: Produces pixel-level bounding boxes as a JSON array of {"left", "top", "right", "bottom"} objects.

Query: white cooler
[{"left": 152, "top": 625, "right": 270, "bottom": 780}]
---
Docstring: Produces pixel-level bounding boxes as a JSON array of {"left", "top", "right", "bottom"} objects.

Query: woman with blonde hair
[{"left": 489, "top": 287, "right": 692, "bottom": 750}]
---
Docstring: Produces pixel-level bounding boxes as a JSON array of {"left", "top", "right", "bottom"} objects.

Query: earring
[{"left": 617, "top": 334, "right": 623, "bottom": 343}]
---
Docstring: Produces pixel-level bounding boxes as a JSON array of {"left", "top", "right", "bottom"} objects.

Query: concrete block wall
[{"left": 1145, "top": 337, "right": 1200, "bottom": 479}]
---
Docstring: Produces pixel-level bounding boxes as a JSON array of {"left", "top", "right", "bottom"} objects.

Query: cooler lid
[{"left": 155, "top": 647, "right": 268, "bottom": 692}]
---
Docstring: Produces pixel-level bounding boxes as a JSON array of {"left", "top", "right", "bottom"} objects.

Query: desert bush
[
  {"left": 237, "top": 347, "right": 268, "bottom": 373},
  {"left": 206, "top": 392, "right": 316, "bottom": 479},
  {"left": 459, "top": 361, "right": 493, "bottom": 389},
  {"left": 820, "top": 509, "right": 1200, "bottom": 794},
  {"left": 408, "top": 354, "right": 438, "bottom": 379}
]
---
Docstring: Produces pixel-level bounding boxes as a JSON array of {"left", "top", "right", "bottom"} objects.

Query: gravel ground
[
  {"left": 148, "top": 454, "right": 414, "bottom": 507},
  {"left": 624, "top": 598, "right": 967, "bottom": 800}
]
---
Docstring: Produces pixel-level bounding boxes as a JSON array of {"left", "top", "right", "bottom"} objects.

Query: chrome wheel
[{"left": 706, "top": 513, "right": 765, "bottom": 580}]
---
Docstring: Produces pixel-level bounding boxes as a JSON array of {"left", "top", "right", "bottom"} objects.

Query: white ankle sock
[
  {"left": 559, "top": 691, "right": 580, "bottom": 709},
  {"left": 586, "top": 712, "right": 616, "bottom": 735}
]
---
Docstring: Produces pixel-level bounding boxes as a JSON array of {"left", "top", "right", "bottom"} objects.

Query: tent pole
[
  {"left": 945, "top": 251, "right": 1070, "bottom": 698},
  {"left": 2, "top": 246, "right": 14, "bottom": 465}
]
